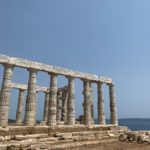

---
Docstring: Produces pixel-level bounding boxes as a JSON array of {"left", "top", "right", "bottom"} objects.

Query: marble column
[
  {"left": 89, "top": 83, "right": 94, "bottom": 125},
  {"left": 97, "top": 82, "right": 105, "bottom": 125},
  {"left": 67, "top": 76, "right": 75, "bottom": 125},
  {"left": 48, "top": 73, "right": 57, "bottom": 126},
  {"left": 43, "top": 92, "right": 49, "bottom": 123},
  {"left": 16, "top": 89, "right": 25, "bottom": 125},
  {"left": 56, "top": 91, "right": 62, "bottom": 123},
  {"left": 62, "top": 89, "right": 68, "bottom": 124},
  {"left": 83, "top": 80, "right": 91, "bottom": 126},
  {"left": 24, "top": 69, "right": 38, "bottom": 126},
  {"left": 0, "top": 64, "right": 14, "bottom": 127},
  {"left": 108, "top": 83, "right": 118, "bottom": 125}
]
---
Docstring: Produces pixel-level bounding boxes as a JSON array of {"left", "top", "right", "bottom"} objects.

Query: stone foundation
[{"left": 0, "top": 125, "right": 128, "bottom": 150}]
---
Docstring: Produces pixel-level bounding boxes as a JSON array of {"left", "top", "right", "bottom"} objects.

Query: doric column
[
  {"left": 24, "top": 69, "right": 38, "bottom": 126},
  {"left": 108, "top": 83, "right": 118, "bottom": 125},
  {"left": 16, "top": 89, "right": 25, "bottom": 125},
  {"left": 56, "top": 90, "right": 62, "bottom": 123},
  {"left": 48, "top": 73, "right": 57, "bottom": 126},
  {"left": 89, "top": 83, "right": 94, "bottom": 125},
  {"left": 66, "top": 76, "right": 75, "bottom": 125},
  {"left": 0, "top": 64, "right": 14, "bottom": 127},
  {"left": 83, "top": 80, "right": 91, "bottom": 126},
  {"left": 97, "top": 82, "right": 105, "bottom": 125},
  {"left": 62, "top": 89, "right": 68, "bottom": 124},
  {"left": 43, "top": 92, "right": 49, "bottom": 123}
]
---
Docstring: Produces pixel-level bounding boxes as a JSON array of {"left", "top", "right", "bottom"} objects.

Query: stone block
[{"left": 0, "top": 145, "right": 7, "bottom": 150}]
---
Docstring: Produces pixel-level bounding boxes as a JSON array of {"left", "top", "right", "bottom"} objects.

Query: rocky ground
[{"left": 71, "top": 141, "right": 150, "bottom": 150}]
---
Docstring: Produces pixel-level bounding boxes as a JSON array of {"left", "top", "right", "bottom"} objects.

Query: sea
[
  {"left": 94, "top": 118, "right": 150, "bottom": 131},
  {"left": 118, "top": 118, "right": 150, "bottom": 131}
]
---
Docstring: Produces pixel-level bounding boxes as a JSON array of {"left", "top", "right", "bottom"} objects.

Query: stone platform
[{"left": 0, "top": 125, "right": 128, "bottom": 150}]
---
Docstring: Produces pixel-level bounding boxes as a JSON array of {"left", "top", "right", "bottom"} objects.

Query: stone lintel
[
  {"left": 11, "top": 83, "right": 66, "bottom": 93},
  {"left": 0, "top": 54, "right": 112, "bottom": 83}
]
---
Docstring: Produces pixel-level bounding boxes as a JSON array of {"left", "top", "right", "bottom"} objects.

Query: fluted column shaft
[
  {"left": 97, "top": 82, "right": 105, "bottom": 125},
  {"left": 67, "top": 76, "right": 75, "bottom": 125},
  {"left": 56, "top": 91, "right": 62, "bottom": 123},
  {"left": 25, "top": 69, "right": 38, "bottom": 126},
  {"left": 109, "top": 84, "right": 118, "bottom": 125},
  {"left": 83, "top": 80, "right": 91, "bottom": 126},
  {"left": 48, "top": 73, "right": 57, "bottom": 126},
  {"left": 0, "top": 64, "right": 13, "bottom": 127},
  {"left": 89, "top": 83, "right": 94, "bottom": 125},
  {"left": 16, "top": 89, "right": 25, "bottom": 125},
  {"left": 43, "top": 92, "right": 49, "bottom": 123},
  {"left": 62, "top": 89, "right": 68, "bottom": 123}
]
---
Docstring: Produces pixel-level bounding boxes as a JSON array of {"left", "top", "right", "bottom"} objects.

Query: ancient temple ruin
[{"left": 0, "top": 54, "right": 118, "bottom": 128}]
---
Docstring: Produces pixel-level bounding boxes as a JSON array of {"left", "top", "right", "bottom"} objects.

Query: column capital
[
  {"left": 97, "top": 81, "right": 103, "bottom": 85},
  {"left": 66, "top": 75, "right": 75, "bottom": 80},
  {"left": 48, "top": 72, "right": 57, "bottom": 76},
  {"left": 81, "top": 78, "right": 91, "bottom": 82},
  {"left": 27, "top": 68, "right": 38, "bottom": 73},
  {"left": 3, "top": 63, "right": 14, "bottom": 68},
  {"left": 107, "top": 83, "right": 115, "bottom": 87},
  {"left": 19, "top": 88, "right": 26, "bottom": 92}
]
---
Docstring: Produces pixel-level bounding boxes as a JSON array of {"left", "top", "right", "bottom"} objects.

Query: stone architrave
[
  {"left": 43, "top": 92, "right": 49, "bottom": 123},
  {"left": 108, "top": 83, "right": 118, "bottom": 125},
  {"left": 97, "top": 82, "right": 105, "bottom": 125},
  {"left": 24, "top": 69, "right": 38, "bottom": 126},
  {"left": 83, "top": 80, "right": 91, "bottom": 126},
  {"left": 48, "top": 73, "right": 57, "bottom": 126},
  {"left": 67, "top": 76, "right": 75, "bottom": 125},
  {"left": 16, "top": 89, "right": 25, "bottom": 125},
  {"left": 0, "top": 64, "right": 14, "bottom": 127}
]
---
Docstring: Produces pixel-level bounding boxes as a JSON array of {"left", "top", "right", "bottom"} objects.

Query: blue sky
[{"left": 0, "top": 0, "right": 150, "bottom": 120}]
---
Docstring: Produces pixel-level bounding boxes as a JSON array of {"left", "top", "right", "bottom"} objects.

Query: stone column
[
  {"left": 108, "top": 83, "right": 118, "bottom": 125},
  {"left": 83, "top": 80, "right": 91, "bottom": 126},
  {"left": 97, "top": 82, "right": 105, "bottom": 125},
  {"left": 56, "top": 90, "right": 62, "bottom": 123},
  {"left": 24, "top": 69, "right": 38, "bottom": 126},
  {"left": 16, "top": 89, "right": 25, "bottom": 125},
  {"left": 67, "top": 76, "right": 75, "bottom": 125},
  {"left": 89, "top": 83, "right": 94, "bottom": 125},
  {"left": 48, "top": 73, "right": 57, "bottom": 126},
  {"left": 62, "top": 89, "right": 68, "bottom": 124},
  {"left": 82, "top": 93, "right": 85, "bottom": 124},
  {"left": 0, "top": 64, "right": 14, "bottom": 127},
  {"left": 43, "top": 92, "right": 49, "bottom": 123}
]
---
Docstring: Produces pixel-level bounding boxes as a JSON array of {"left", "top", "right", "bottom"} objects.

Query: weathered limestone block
[
  {"left": 55, "top": 133, "right": 72, "bottom": 140},
  {"left": 48, "top": 73, "right": 57, "bottom": 126},
  {"left": 4, "top": 135, "right": 11, "bottom": 141},
  {"left": 25, "top": 69, "right": 38, "bottom": 126},
  {"left": 97, "top": 82, "right": 105, "bottom": 125},
  {"left": 39, "top": 137, "right": 57, "bottom": 142},
  {"left": 67, "top": 76, "right": 75, "bottom": 125},
  {"left": 0, "top": 64, "right": 13, "bottom": 127},
  {"left": 7, "top": 144, "right": 20, "bottom": 150},
  {"left": 0, "top": 136, "right": 4, "bottom": 141},
  {"left": 16, "top": 89, "right": 25, "bottom": 125},
  {"left": 108, "top": 83, "right": 118, "bottom": 125},
  {"left": 0, "top": 145, "right": 7, "bottom": 150}
]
